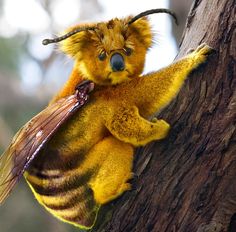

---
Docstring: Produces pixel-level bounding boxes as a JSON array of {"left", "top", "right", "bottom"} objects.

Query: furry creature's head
[{"left": 43, "top": 9, "right": 177, "bottom": 86}]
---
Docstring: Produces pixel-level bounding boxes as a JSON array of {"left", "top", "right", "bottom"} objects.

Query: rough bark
[{"left": 91, "top": 0, "right": 236, "bottom": 231}]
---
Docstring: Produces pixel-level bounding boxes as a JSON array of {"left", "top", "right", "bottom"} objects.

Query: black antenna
[
  {"left": 42, "top": 26, "right": 96, "bottom": 45},
  {"left": 128, "top": 9, "right": 178, "bottom": 25}
]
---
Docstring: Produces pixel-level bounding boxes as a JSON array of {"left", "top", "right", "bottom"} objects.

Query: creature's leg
[
  {"left": 137, "top": 44, "right": 213, "bottom": 116},
  {"left": 105, "top": 106, "right": 170, "bottom": 146},
  {"left": 85, "top": 136, "right": 134, "bottom": 204}
]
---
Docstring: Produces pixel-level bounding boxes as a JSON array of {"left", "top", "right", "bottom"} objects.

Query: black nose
[{"left": 110, "top": 53, "right": 125, "bottom": 72}]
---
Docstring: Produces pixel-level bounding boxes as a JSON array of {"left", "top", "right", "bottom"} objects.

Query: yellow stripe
[
  {"left": 26, "top": 178, "right": 100, "bottom": 230},
  {"left": 52, "top": 203, "right": 85, "bottom": 217},
  {"left": 41, "top": 186, "right": 85, "bottom": 206},
  {"left": 28, "top": 168, "right": 62, "bottom": 177}
]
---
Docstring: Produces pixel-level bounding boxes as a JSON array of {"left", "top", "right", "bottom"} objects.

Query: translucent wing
[{"left": 0, "top": 81, "right": 94, "bottom": 204}]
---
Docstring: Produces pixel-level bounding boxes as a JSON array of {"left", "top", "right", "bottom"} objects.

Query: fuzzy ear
[
  {"left": 59, "top": 25, "right": 94, "bottom": 58},
  {"left": 128, "top": 17, "right": 153, "bottom": 49}
]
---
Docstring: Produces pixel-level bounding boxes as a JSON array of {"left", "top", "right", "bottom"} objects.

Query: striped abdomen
[{"left": 24, "top": 155, "right": 99, "bottom": 229}]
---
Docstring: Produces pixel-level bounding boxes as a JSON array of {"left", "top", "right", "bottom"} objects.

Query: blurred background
[{"left": 0, "top": 0, "right": 193, "bottom": 231}]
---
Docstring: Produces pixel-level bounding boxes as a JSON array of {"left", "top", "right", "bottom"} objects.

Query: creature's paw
[
  {"left": 153, "top": 119, "right": 170, "bottom": 140},
  {"left": 187, "top": 43, "right": 213, "bottom": 55},
  {"left": 191, "top": 43, "right": 214, "bottom": 64},
  {"left": 151, "top": 117, "right": 158, "bottom": 123},
  {"left": 194, "top": 43, "right": 213, "bottom": 56},
  {"left": 185, "top": 43, "right": 214, "bottom": 69},
  {"left": 118, "top": 173, "right": 133, "bottom": 193},
  {"left": 119, "top": 183, "right": 132, "bottom": 193}
]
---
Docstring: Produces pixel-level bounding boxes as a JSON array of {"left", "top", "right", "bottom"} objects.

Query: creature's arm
[
  {"left": 134, "top": 44, "right": 213, "bottom": 117},
  {"left": 104, "top": 106, "right": 170, "bottom": 146}
]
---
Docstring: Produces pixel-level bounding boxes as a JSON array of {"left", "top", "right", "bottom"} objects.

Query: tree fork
[{"left": 92, "top": 0, "right": 236, "bottom": 231}]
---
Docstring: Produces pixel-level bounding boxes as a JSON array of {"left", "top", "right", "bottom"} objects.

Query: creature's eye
[
  {"left": 124, "top": 47, "right": 132, "bottom": 56},
  {"left": 98, "top": 51, "right": 107, "bottom": 61}
]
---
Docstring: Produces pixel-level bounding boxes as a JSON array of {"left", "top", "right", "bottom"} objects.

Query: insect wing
[{"left": 0, "top": 94, "right": 84, "bottom": 204}]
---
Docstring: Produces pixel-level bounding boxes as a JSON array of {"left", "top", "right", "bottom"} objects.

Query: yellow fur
[
  {"left": 25, "top": 177, "right": 99, "bottom": 230},
  {"left": 25, "top": 14, "right": 212, "bottom": 229}
]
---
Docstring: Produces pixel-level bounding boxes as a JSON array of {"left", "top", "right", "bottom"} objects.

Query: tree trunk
[{"left": 91, "top": 0, "right": 236, "bottom": 231}]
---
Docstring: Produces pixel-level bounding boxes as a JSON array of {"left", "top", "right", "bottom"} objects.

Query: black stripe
[
  {"left": 29, "top": 148, "right": 88, "bottom": 172},
  {"left": 62, "top": 207, "right": 98, "bottom": 228},
  {"left": 44, "top": 187, "right": 93, "bottom": 210},
  {"left": 28, "top": 170, "right": 94, "bottom": 196}
]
